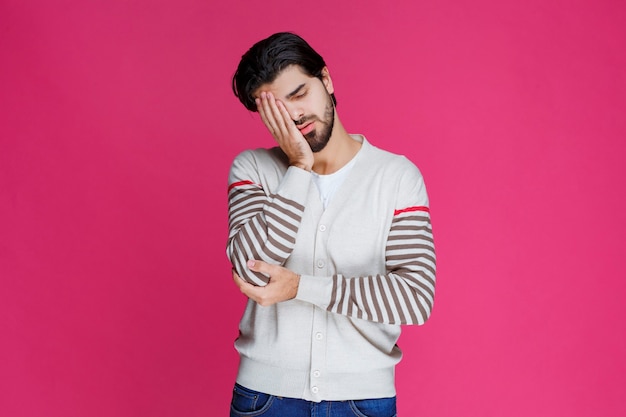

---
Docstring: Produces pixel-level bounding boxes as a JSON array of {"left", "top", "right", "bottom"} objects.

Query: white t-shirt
[{"left": 311, "top": 154, "right": 359, "bottom": 209}]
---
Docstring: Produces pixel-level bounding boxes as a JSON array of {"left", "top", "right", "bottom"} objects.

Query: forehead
[{"left": 254, "top": 65, "right": 316, "bottom": 98}]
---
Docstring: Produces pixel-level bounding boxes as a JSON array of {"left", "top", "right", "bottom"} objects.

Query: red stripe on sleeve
[
  {"left": 228, "top": 180, "right": 261, "bottom": 192},
  {"left": 394, "top": 206, "right": 430, "bottom": 216}
]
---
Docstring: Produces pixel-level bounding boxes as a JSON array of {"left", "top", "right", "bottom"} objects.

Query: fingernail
[{"left": 247, "top": 260, "right": 255, "bottom": 267}]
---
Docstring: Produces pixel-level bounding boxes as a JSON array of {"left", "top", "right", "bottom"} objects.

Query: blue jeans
[{"left": 230, "top": 384, "right": 397, "bottom": 417}]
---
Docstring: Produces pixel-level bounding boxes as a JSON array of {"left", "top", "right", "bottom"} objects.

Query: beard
[{"left": 297, "top": 93, "right": 335, "bottom": 153}]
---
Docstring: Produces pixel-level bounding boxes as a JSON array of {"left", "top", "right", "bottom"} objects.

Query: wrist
[
  {"left": 291, "top": 273, "right": 301, "bottom": 299},
  {"left": 290, "top": 162, "right": 312, "bottom": 172}
]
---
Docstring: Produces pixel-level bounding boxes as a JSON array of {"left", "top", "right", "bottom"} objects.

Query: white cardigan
[{"left": 227, "top": 135, "right": 436, "bottom": 402}]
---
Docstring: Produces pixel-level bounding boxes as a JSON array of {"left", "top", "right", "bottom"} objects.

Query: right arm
[
  {"left": 227, "top": 91, "right": 313, "bottom": 286},
  {"left": 227, "top": 161, "right": 310, "bottom": 286}
]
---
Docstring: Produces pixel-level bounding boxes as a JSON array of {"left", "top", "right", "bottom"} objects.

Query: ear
[{"left": 321, "top": 66, "right": 334, "bottom": 95}]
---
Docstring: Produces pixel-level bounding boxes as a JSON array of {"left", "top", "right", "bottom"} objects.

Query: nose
[{"left": 285, "top": 103, "right": 304, "bottom": 122}]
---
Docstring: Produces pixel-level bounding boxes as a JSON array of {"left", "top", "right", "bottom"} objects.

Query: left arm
[{"left": 318, "top": 205, "right": 435, "bottom": 325}]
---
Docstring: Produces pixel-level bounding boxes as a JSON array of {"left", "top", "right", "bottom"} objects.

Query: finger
[
  {"left": 275, "top": 100, "right": 302, "bottom": 137},
  {"left": 232, "top": 269, "right": 245, "bottom": 290},
  {"left": 256, "top": 97, "right": 272, "bottom": 130},
  {"left": 247, "top": 259, "right": 273, "bottom": 276},
  {"left": 260, "top": 92, "right": 281, "bottom": 136},
  {"left": 260, "top": 93, "right": 284, "bottom": 140},
  {"left": 256, "top": 98, "right": 268, "bottom": 124},
  {"left": 232, "top": 269, "right": 242, "bottom": 283},
  {"left": 232, "top": 269, "right": 255, "bottom": 294},
  {"left": 239, "top": 281, "right": 265, "bottom": 304},
  {"left": 267, "top": 93, "right": 292, "bottom": 136}
]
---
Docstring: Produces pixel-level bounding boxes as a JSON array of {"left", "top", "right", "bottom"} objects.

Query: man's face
[{"left": 255, "top": 65, "right": 335, "bottom": 153}]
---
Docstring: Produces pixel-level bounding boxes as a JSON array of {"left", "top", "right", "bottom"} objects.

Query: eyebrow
[{"left": 285, "top": 83, "right": 306, "bottom": 99}]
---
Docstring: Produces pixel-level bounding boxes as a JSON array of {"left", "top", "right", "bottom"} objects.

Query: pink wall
[{"left": 2, "top": 1, "right": 625, "bottom": 416}]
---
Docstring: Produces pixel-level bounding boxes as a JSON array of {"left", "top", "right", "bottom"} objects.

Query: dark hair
[{"left": 232, "top": 32, "right": 337, "bottom": 112}]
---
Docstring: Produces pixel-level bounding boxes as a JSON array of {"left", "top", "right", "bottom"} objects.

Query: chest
[{"left": 289, "top": 183, "right": 394, "bottom": 276}]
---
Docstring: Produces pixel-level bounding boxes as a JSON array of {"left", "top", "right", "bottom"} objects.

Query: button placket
[
  {"left": 309, "top": 216, "right": 329, "bottom": 399},
  {"left": 315, "top": 222, "right": 328, "bottom": 273},
  {"left": 309, "top": 307, "right": 327, "bottom": 399}
]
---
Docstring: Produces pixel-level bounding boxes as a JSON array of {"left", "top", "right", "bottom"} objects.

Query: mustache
[{"left": 294, "top": 116, "right": 314, "bottom": 126}]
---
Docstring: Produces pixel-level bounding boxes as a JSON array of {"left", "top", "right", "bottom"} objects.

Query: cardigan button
[
  {"left": 316, "top": 260, "right": 325, "bottom": 268},
  {"left": 319, "top": 224, "right": 326, "bottom": 232}
]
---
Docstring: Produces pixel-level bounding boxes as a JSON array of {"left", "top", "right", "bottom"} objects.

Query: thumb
[{"left": 247, "top": 259, "right": 269, "bottom": 274}]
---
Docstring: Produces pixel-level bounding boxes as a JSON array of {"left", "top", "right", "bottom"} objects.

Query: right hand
[{"left": 256, "top": 91, "right": 313, "bottom": 171}]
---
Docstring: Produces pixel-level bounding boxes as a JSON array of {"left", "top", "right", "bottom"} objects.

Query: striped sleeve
[
  {"left": 325, "top": 206, "right": 436, "bottom": 325},
  {"left": 227, "top": 163, "right": 310, "bottom": 286}
]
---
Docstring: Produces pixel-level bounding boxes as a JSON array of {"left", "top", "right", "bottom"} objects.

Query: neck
[{"left": 312, "top": 115, "right": 361, "bottom": 175}]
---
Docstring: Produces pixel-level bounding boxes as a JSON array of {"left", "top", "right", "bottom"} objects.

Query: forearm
[
  {"left": 296, "top": 207, "right": 436, "bottom": 325},
  {"left": 227, "top": 165, "right": 311, "bottom": 286}
]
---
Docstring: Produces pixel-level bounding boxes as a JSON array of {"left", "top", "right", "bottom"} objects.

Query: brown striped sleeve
[
  {"left": 326, "top": 206, "right": 436, "bottom": 325},
  {"left": 227, "top": 179, "right": 305, "bottom": 286}
]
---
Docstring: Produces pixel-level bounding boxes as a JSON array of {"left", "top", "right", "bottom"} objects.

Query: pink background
[{"left": 2, "top": 0, "right": 625, "bottom": 416}]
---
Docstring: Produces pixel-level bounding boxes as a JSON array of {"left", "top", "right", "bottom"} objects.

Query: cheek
[{"left": 311, "top": 97, "right": 328, "bottom": 117}]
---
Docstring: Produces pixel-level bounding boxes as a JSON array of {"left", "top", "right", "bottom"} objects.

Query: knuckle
[{"left": 258, "top": 295, "right": 272, "bottom": 307}]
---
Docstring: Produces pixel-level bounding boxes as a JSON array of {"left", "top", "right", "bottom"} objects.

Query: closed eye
[{"left": 286, "top": 83, "right": 307, "bottom": 100}]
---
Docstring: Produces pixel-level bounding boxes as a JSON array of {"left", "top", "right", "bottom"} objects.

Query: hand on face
[{"left": 256, "top": 92, "right": 314, "bottom": 172}]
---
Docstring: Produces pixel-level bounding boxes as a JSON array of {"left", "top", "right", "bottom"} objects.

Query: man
[{"left": 227, "top": 32, "right": 435, "bottom": 416}]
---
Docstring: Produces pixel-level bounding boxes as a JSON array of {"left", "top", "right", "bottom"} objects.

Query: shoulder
[
  {"left": 230, "top": 147, "right": 289, "bottom": 174},
  {"left": 358, "top": 136, "right": 430, "bottom": 206},
  {"left": 232, "top": 146, "right": 287, "bottom": 167},
  {"left": 228, "top": 146, "right": 290, "bottom": 186},
  {"left": 360, "top": 136, "right": 424, "bottom": 180}
]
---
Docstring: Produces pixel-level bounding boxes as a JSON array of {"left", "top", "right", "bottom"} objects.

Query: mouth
[{"left": 297, "top": 121, "right": 315, "bottom": 136}]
